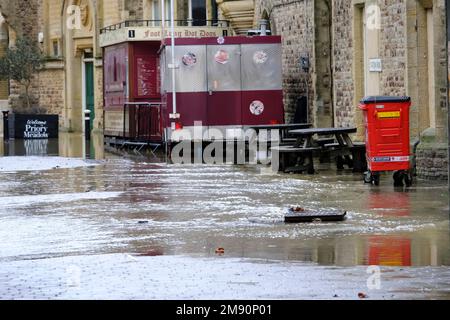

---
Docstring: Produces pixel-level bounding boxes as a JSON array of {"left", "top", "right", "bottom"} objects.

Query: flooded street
[{"left": 1, "top": 134, "right": 450, "bottom": 299}]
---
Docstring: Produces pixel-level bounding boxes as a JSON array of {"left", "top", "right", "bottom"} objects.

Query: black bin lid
[{"left": 361, "top": 96, "right": 411, "bottom": 104}]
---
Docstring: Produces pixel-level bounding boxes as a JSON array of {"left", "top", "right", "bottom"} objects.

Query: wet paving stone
[{"left": 1, "top": 146, "right": 450, "bottom": 299}]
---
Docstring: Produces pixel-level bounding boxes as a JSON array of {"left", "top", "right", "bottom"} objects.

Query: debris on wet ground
[
  {"left": 358, "top": 292, "right": 368, "bottom": 299},
  {"left": 135, "top": 249, "right": 164, "bottom": 257},
  {"left": 285, "top": 208, "right": 347, "bottom": 223}
]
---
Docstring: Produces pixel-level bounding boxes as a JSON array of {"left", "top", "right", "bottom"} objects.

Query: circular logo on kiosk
[
  {"left": 182, "top": 52, "right": 197, "bottom": 66},
  {"left": 214, "top": 49, "right": 229, "bottom": 64},
  {"left": 253, "top": 51, "right": 268, "bottom": 64},
  {"left": 217, "top": 36, "right": 225, "bottom": 45},
  {"left": 250, "top": 100, "right": 265, "bottom": 116}
]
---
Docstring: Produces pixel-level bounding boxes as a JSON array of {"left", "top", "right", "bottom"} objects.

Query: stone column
[{"left": 416, "top": 0, "right": 449, "bottom": 180}]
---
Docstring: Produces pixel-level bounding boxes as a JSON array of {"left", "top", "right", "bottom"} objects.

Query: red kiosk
[
  {"left": 160, "top": 36, "right": 284, "bottom": 141},
  {"left": 359, "top": 96, "right": 412, "bottom": 186},
  {"left": 100, "top": 21, "right": 284, "bottom": 146}
]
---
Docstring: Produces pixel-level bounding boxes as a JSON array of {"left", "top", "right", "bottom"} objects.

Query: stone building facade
[
  {"left": 0, "top": 19, "right": 8, "bottom": 105},
  {"left": 253, "top": 0, "right": 448, "bottom": 179},
  {"left": 0, "top": 0, "right": 226, "bottom": 134}
]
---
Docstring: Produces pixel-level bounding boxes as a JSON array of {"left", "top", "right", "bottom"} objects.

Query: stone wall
[
  {"left": 416, "top": 143, "right": 448, "bottom": 180},
  {"left": 254, "top": 0, "right": 315, "bottom": 123},
  {"left": 123, "top": 0, "right": 144, "bottom": 20},
  {"left": 379, "top": 0, "right": 407, "bottom": 97},
  {"left": 0, "top": 35, "right": 8, "bottom": 100},
  {"left": 254, "top": 0, "right": 448, "bottom": 179},
  {"left": 331, "top": 0, "right": 355, "bottom": 129},
  {"left": 103, "top": 0, "right": 123, "bottom": 27},
  {"left": 37, "top": 63, "right": 65, "bottom": 124},
  {"left": 0, "top": 0, "right": 43, "bottom": 113},
  {"left": 0, "top": 0, "right": 40, "bottom": 37}
]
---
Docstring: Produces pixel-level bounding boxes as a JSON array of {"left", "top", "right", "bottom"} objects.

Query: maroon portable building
[
  {"left": 103, "top": 35, "right": 284, "bottom": 143},
  {"left": 161, "top": 36, "right": 284, "bottom": 141},
  {"left": 104, "top": 41, "right": 163, "bottom": 142}
]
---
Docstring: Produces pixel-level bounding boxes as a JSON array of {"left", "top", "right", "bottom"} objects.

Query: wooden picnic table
[
  {"left": 248, "top": 123, "right": 312, "bottom": 131},
  {"left": 244, "top": 123, "right": 312, "bottom": 165},
  {"left": 247, "top": 123, "right": 312, "bottom": 142},
  {"left": 288, "top": 127, "right": 357, "bottom": 149},
  {"left": 270, "top": 127, "right": 366, "bottom": 174}
]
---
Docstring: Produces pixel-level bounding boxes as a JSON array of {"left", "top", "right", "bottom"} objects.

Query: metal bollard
[
  {"left": 84, "top": 109, "right": 91, "bottom": 141},
  {"left": 2, "top": 111, "right": 9, "bottom": 140}
]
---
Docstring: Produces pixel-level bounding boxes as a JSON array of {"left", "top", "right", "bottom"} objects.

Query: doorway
[{"left": 83, "top": 52, "right": 95, "bottom": 132}]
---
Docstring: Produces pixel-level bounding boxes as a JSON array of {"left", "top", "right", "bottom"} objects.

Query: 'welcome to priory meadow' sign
[{"left": 8, "top": 114, "right": 59, "bottom": 139}]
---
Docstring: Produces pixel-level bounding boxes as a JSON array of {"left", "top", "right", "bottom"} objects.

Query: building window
[
  {"left": 192, "top": 0, "right": 206, "bottom": 26},
  {"left": 52, "top": 40, "right": 59, "bottom": 57},
  {"left": 210, "top": 0, "right": 218, "bottom": 23},
  {"left": 153, "top": 0, "right": 170, "bottom": 24}
]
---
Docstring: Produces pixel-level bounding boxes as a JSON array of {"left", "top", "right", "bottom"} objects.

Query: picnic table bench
[
  {"left": 247, "top": 123, "right": 312, "bottom": 144},
  {"left": 245, "top": 123, "right": 312, "bottom": 162},
  {"left": 270, "top": 146, "right": 321, "bottom": 174},
  {"left": 271, "top": 127, "right": 367, "bottom": 174}
]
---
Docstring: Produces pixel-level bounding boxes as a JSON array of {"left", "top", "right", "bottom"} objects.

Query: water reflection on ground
[
  {"left": 1, "top": 132, "right": 104, "bottom": 159},
  {"left": 0, "top": 151, "right": 448, "bottom": 268}
]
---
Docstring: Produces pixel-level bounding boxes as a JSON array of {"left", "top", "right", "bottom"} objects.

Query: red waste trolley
[{"left": 359, "top": 96, "right": 412, "bottom": 186}]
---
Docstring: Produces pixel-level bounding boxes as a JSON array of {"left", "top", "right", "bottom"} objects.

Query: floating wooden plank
[{"left": 285, "top": 208, "right": 347, "bottom": 223}]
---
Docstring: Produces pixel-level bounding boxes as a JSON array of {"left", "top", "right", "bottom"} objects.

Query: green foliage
[{"left": 0, "top": 37, "right": 45, "bottom": 109}]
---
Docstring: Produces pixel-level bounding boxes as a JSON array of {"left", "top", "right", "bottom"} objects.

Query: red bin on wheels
[{"left": 359, "top": 96, "right": 412, "bottom": 186}]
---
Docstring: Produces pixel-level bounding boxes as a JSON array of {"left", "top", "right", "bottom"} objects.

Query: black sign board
[{"left": 8, "top": 114, "right": 59, "bottom": 139}]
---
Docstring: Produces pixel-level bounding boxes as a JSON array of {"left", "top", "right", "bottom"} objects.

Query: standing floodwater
[{"left": 0, "top": 140, "right": 450, "bottom": 299}]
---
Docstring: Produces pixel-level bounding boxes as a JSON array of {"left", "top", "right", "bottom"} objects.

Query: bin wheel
[
  {"left": 336, "top": 156, "right": 345, "bottom": 170},
  {"left": 364, "top": 171, "right": 380, "bottom": 186},
  {"left": 372, "top": 173, "right": 380, "bottom": 186},
  {"left": 404, "top": 171, "right": 413, "bottom": 187},
  {"left": 364, "top": 171, "right": 372, "bottom": 184},
  {"left": 393, "top": 171, "right": 413, "bottom": 188},
  {"left": 393, "top": 171, "right": 404, "bottom": 187}
]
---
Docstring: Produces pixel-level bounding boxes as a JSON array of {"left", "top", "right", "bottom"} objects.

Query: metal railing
[
  {"left": 123, "top": 102, "right": 163, "bottom": 142},
  {"left": 100, "top": 20, "right": 230, "bottom": 34}
]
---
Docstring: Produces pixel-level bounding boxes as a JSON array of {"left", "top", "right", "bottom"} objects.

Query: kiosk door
[{"left": 206, "top": 44, "right": 242, "bottom": 126}]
